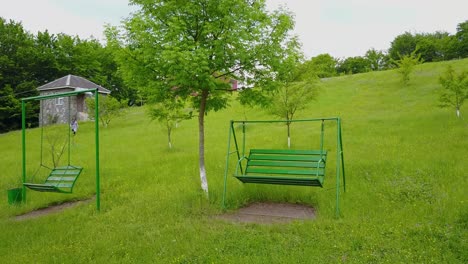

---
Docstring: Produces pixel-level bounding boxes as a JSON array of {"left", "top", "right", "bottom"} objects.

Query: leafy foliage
[
  {"left": 393, "top": 49, "right": 423, "bottom": 86},
  {"left": 389, "top": 31, "right": 460, "bottom": 63},
  {"left": 438, "top": 65, "right": 468, "bottom": 117},
  {"left": 336, "top": 56, "right": 371, "bottom": 74},
  {"left": 114, "top": 0, "right": 300, "bottom": 193},
  {"left": 0, "top": 17, "right": 131, "bottom": 133},
  {"left": 365, "top": 48, "right": 389, "bottom": 71},
  {"left": 302, "top": 54, "right": 337, "bottom": 78},
  {"left": 456, "top": 20, "right": 468, "bottom": 58},
  {"left": 264, "top": 54, "right": 318, "bottom": 147},
  {"left": 86, "top": 95, "right": 127, "bottom": 127},
  {"left": 148, "top": 98, "right": 192, "bottom": 149}
]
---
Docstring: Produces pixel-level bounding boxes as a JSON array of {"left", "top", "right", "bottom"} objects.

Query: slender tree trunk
[
  {"left": 167, "top": 125, "right": 172, "bottom": 149},
  {"left": 198, "top": 89, "right": 209, "bottom": 194},
  {"left": 456, "top": 107, "right": 460, "bottom": 118},
  {"left": 287, "top": 122, "right": 291, "bottom": 149}
]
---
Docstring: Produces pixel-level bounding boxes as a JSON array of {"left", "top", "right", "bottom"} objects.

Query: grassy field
[{"left": 1, "top": 59, "right": 467, "bottom": 263}]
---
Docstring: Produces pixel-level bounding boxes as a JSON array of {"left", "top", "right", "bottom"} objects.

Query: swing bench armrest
[{"left": 234, "top": 156, "right": 249, "bottom": 175}]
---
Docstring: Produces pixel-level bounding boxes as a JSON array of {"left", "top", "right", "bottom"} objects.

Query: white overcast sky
[{"left": 0, "top": 0, "right": 467, "bottom": 59}]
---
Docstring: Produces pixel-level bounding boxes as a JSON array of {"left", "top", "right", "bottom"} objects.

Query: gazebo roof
[{"left": 38, "top": 74, "right": 111, "bottom": 94}]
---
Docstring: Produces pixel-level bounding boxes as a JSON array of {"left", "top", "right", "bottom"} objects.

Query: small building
[{"left": 38, "top": 75, "right": 111, "bottom": 125}]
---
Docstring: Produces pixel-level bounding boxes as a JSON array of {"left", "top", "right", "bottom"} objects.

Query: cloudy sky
[{"left": 1, "top": 0, "right": 467, "bottom": 58}]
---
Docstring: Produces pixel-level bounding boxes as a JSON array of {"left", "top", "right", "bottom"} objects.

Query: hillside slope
[{"left": 0, "top": 59, "right": 467, "bottom": 263}]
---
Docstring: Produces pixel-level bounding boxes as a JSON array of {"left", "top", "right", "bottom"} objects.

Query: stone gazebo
[{"left": 38, "top": 75, "right": 110, "bottom": 125}]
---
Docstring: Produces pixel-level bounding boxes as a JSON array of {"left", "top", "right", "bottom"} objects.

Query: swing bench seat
[
  {"left": 234, "top": 149, "right": 327, "bottom": 187},
  {"left": 23, "top": 165, "right": 83, "bottom": 193}
]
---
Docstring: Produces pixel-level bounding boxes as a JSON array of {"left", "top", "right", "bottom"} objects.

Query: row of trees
[
  {"left": 0, "top": 17, "right": 135, "bottom": 133},
  {"left": 304, "top": 20, "right": 468, "bottom": 77}
]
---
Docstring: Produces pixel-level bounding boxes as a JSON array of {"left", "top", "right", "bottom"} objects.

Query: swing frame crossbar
[
  {"left": 222, "top": 117, "right": 345, "bottom": 217},
  {"left": 21, "top": 89, "right": 101, "bottom": 211}
]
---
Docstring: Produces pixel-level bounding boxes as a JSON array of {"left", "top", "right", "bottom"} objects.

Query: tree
[
  {"left": 114, "top": 0, "right": 299, "bottom": 194},
  {"left": 455, "top": 20, "right": 468, "bottom": 58},
  {"left": 336, "top": 56, "right": 370, "bottom": 75},
  {"left": 148, "top": 97, "right": 192, "bottom": 149},
  {"left": 438, "top": 66, "right": 468, "bottom": 118},
  {"left": 365, "top": 48, "right": 389, "bottom": 71},
  {"left": 302, "top": 54, "right": 337, "bottom": 78},
  {"left": 0, "top": 85, "right": 21, "bottom": 132},
  {"left": 263, "top": 43, "right": 317, "bottom": 148},
  {"left": 268, "top": 81, "right": 317, "bottom": 148},
  {"left": 389, "top": 32, "right": 417, "bottom": 62},
  {"left": 86, "top": 95, "right": 126, "bottom": 127},
  {"left": 393, "top": 48, "right": 422, "bottom": 86},
  {"left": 0, "top": 18, "right": 39, "bottom": 132}
]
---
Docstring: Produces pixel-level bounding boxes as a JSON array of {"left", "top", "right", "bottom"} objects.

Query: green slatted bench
[
  {"left": 24, "top": 165, "right": 83, "bottom": 193},
  {"left": 234, "top": 149, "right": 327, "bottom": 187}
]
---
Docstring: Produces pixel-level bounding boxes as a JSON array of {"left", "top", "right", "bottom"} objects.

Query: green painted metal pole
[
  {"left": 22, "top": 89, "right": 96, "bottom": 101},
  {"left": 222, "top": 121, "right": 234, "bottom": 209},
  {"left": 339, "top": 120, "right": 346, "bottom": 192},
  {"left": 320, "top": 119, "right": 325, "bottom": 159},
  {"left": 335, "top": 118, "right": 341, "bottom": 217},
  {"left": 230, "top": 117, "right": 339, "bottom": 124},
  {"left": 94, "top": 90, "right": 100, "bottom": 211},
  {"left": 40, "top": 100, "right": 44, "bottom": 166},
  {"left": 68, "top": 97, "right": 71, "bottom": 165},
  {"left": 231, "top": 122, "right": 243, "bottom": 174},
  {"left": 242, "top": 122, "right": 246, "bottom": 158},
  {"left": 21, "top": 100, "right": 27, "bottom": 203}
]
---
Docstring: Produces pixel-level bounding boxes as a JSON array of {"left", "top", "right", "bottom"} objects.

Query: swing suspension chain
[
  {"left": 320, "top": 119, "right": 324, "bottom": 154},
  {"left": 32, "top": 96, "right": 74, "bottom": 182}
]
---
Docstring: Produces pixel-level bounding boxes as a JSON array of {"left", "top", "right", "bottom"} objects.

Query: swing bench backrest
[{"left": 234, "top": 149, "right": 327, "bottom": 187}]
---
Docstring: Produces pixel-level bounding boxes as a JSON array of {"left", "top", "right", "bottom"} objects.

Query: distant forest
[{"left": 1, "top": 16, "right": 467, "bottom": 133}]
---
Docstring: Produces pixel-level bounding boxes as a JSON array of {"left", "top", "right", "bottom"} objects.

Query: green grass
[{"left": 1, "top": 59, "right": 467, "bottom": 263}]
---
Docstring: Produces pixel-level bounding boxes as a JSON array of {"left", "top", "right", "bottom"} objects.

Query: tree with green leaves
[
  {"left": 112, "top": 0, "right": 299, "bottom": 194},
  {"left": 0, "top": 18, "right": 39, "bottom": 132},
  {"left": 86, "top": 95, "right": 126, "bottom": 127},
  {"left": 268, "top": 81, "right": 318, "bottom": 148},
  {"left": 365, "top": 48, "right": 389, "bottom": 71},
  {"left": 394, "top": 48, "right": 422, "bottom": 86},
  {"left": 302, "top": 53, "right": 337, "bottom": 78},
  {"left": 264, "top": 47, "right": 318, "bottom": 148},
  {"left": 438, "top": 66, "right": 468, "bottom": 118},
  {"left": 455, "top": 20, "right": 468, "bottom": 58},
  {"left": 148, "top": 97, "right": 192, "bottom": 149},
  {"left": 336, "top": 56, "right": 371, "bottom": 75},
  {"left": 389, "top": 32, "right": 418, "bottom": 62}
]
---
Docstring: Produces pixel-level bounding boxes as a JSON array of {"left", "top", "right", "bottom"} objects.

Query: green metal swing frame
[
  {"left": 222, "top": 118, "right": 346, "bottom": 216},
  {"left": 21, "top": 89, "right": 101, "bottom": 211}
]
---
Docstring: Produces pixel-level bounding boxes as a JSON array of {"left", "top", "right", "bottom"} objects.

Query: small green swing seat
[
  {"left": 23, "top": 165, "right": 83, "bottom": 193},
  {"left": 20, "top": 88, "right": 102, "bottom": 211}
]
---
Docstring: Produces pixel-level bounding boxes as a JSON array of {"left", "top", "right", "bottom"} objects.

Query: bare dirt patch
[
  {"left": 218, "top": 202, "right": 316, "bottom": 224},
  {"left": 13, "top": 198, "right": 93, "bottom": 221}
]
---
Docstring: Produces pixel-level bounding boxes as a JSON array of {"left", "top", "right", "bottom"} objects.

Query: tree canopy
[
  {"left": 0, "top": 17, "right": 132, "bottom": 133},
  {"left": 112, "top": 0, "right": 300, "bottom": 193},
  {"left": 438, "top": 65, "right": 468, "bottom": 118}
]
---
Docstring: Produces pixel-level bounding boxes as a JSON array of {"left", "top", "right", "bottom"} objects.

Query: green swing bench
[
  {"left": 222, "top": 118, "right": 345, "bottom": 216},
  {"left": 234, "top": 149, "right": 327, "bottom": 186},
  {"left": 23, "top": 165, "right": 83, "bottom": 193}
]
